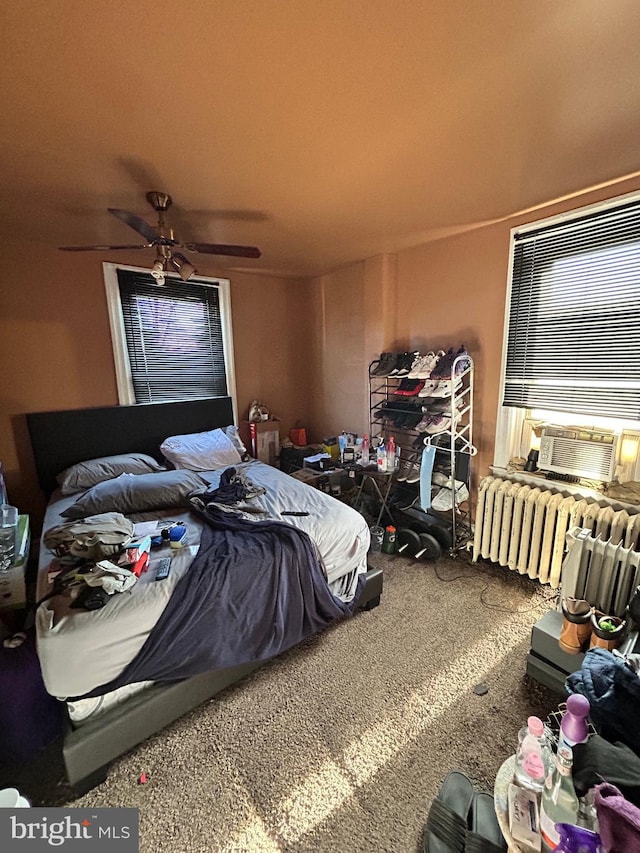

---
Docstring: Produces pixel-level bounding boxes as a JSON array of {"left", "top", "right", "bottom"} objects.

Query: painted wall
[
  {"left": 4, "top": 174, "right": 640, "bottom": 530},
  {"left": 0, "top": 241, "right": 312, "bottom": 527},
  {"left": 310, "top": 175, "right": 640, "bottom": 483}
]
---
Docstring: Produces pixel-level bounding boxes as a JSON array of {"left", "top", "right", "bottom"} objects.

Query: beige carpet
[{"left": 39, "top": 553, "right": 558, "bottom": 851}]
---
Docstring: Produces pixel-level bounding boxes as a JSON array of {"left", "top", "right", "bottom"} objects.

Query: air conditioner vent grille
[{"left": 539, "top": 433, "right": 618, "bottom": 481}]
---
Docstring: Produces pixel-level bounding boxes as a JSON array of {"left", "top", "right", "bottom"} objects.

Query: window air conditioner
[{"left": 538, "top": 427, "right": 618, "bottom": 482}]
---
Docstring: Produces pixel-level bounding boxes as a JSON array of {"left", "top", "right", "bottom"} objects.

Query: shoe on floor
[
  {"left": 423, "top": 770, "right": 475, "bottom": 853},
  {"left": 466, "top": 790, "right": 507, "bottom": 852}
]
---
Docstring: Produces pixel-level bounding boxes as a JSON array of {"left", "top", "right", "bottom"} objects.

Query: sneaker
[
  {"left": 395, "top": 378, "right": 423, "bottom": 396},
  {"left": 452, "top": 346, "right": 471, "bottom": 376},
  {"left": 414, "top": 350, "right": 445, "bottom": 379},
  {"left": 431, "top": 346, "right": 469, "bottom": 380},
  {"left": 423, "top": 414, "right": 451, "bottom": 434},
  {"left": 405, "top": 461, "right": 422, "bottom": 484},
  {"left": 429, "top": 347, "right": 456, "bottom": 379},
  {"left": 408, "top": 351, "right": 434, "bottom": 379},
  {"left": 428, "top": 377, "right": 464, "bottom": 399},
  {"left": 370, "top": 352, "right": 394, "bottom": 376},
  {"left": 431, "top": 481, "right": 470, "bottom": 511},
  {"left": 406, "top": 352, "right": 427, "bottom": 378},
  {"left": 412, "top": 433, "right": 428, "bottom": 451},
  {"left": 421, "top": 398, "right": 462, "bottom": 415},
  {"left": 388, "top": 352, "right": 410, "bottom": 376},
  {"left": 401, "top": 409, "right": 424, "bottom": 430},
  {"left": 397, "top": 494, "right": 419, "bottom": 511},
  {"left": 431, "top": 471, "right": 450, "bottom": 487},
  {"left": 396, "top": 457, "right": 415, "bottom": 482},
  {"left": 418, "top": 379, "right": 440, "bottom": 398},
  {"left": 405, "top": 380, "right": 425, "bottom": 397},
  {"left": 395, "top": 351, "right": 420, "bottom": 377}
]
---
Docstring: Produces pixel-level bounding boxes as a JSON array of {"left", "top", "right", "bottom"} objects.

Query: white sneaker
[
  {"left": 429, "top": 377, "right": 464, "bottom": 399},
  {"left": 431, "top": 481, "right": 470, "bottom": 511},
  {"left": 418, "top": 379, "right": 440, "bottom": 398},
  {"left": 407, "top": 352, "right": 429, "bottom": 378},
  {"left": 408, "top": 351, "right": 438, "bottom": 379}
]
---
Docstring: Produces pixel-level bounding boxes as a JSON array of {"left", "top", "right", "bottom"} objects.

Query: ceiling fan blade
[
  {"left": 59, "top": 243, "right": 153, "bottom": 252},
  {"left": 108, "top": 208, "right": 161, "bottom": 244},
  {"left": 186, "top": 242, "right": 262, "bottom": 259}
]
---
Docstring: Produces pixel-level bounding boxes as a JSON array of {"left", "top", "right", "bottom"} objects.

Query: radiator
[
  {"left": 471, "top": 476, "right": 640, "bottom": 589},
  {"left": 561, "top": 526, "right": 640, "bottom": 618}
]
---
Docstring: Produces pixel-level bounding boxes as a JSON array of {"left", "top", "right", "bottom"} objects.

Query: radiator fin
[{"left": 472, "top": 476, "right": 640, "bottom": 592}]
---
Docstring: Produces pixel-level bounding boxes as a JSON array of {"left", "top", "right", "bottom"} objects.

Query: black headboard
[{"left": 27, "top": 397, "right": 235, "bottom": 496}]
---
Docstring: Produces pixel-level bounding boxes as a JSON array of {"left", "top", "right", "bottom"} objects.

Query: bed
[{"left": 26, "top": 397, "right": 383, "bottom": 795}]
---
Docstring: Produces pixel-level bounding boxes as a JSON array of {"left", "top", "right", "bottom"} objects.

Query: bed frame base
[{"left": 65, "top": 565, "right": 383, "bottom": 797}]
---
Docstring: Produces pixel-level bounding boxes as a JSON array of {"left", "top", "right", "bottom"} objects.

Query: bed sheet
[{"left": 36, "top": 461, "right": 370, "bottom": 699}]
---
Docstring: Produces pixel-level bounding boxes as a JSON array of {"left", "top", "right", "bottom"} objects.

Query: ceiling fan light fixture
[
  {"left": 170, "top": 252, "right": 196, "bottom": 281},
  {"left": 150, "top": 258, "right": 165, "bottom": 285}
]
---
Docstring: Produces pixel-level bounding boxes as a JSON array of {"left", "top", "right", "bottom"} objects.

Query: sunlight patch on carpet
[
  {"left": 220, "top": 625, "right": 517, "bottom": 849},
  {"left": 218, "top": 802, "right": 281, "bottom": 852}
]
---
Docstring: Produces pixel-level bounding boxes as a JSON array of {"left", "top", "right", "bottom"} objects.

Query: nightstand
[{"left": 0, "top": 514, "right": 30, "bottom": 613}]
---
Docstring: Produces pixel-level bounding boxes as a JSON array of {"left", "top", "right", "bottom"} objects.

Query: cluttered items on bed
[{"left": 40, "top": 512, "right": 146, "bottom": 610}]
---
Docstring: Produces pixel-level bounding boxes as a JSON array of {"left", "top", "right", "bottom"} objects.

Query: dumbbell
[
  {"left": 396, "top": 527, "right": 422, "bottom": 557},
  {"left": 415, "top": 532, "right": 442, "bottom": 561}
]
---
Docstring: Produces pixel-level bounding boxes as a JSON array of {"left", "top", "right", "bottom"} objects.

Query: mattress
[{"left": 36, "top": 460, "right": 369, "bottom": 699}]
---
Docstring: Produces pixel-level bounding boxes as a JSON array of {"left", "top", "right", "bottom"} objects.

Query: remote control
[{"left": 155, "top": 557, "right": 172, "bottom": 581}]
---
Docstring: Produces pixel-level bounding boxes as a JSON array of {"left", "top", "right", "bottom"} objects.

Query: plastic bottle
[
  {"left": 382, "top": 525, "right": 397, "bottom": 554},
  {"left": 387, "top": 436, "right": 396, "bottom": 472},
  {"left": 540, "top": 746, "right": 580, "bottom": 852},
  {"left": 376, "top": 441, "right": 387, "bottom": 472},
  {"left": 514, "top": 715, "right": 552, "bottom": 793},
  {"left": 555, "top": 823, "right": 602, "bottom": 853},
  {"left": 361, "top": 434, "right": 370, "bottom": 465},
  {"left": 559, "top": 695, "right": 590, "bottom": 749}
]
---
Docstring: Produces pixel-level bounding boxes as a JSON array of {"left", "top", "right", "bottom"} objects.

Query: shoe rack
[{"left": 367, "top": 350, "right": 475, "bottom": 555}]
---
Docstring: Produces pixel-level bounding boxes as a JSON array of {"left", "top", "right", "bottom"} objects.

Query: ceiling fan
[{"left": 59, "top": 191, "right": 261, "bottom": 283}]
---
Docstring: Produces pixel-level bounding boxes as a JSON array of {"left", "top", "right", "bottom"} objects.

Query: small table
[
  {"left": 494, "top": 756, "right": 534, "bottom": 853},
  {"left": 353, "top": 470, "right": 395, "bottom": 526}
]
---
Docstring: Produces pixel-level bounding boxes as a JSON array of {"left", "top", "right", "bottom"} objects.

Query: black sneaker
[
  {"left": 402, "top": 409, "right": 424, "bottom": 430},
  {"left": 430, "top": 347, "right": 456, "bottom": 379},
  {"left": 388, "top": 352, "right": 409, "bottom": 376},
  {"left": 396, "top": 351, "right": 420, "bottom": 377}
]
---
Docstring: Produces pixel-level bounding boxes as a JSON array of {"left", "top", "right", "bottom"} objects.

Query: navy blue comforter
[{"left": 78, "top": 506, "right": 362, "bottom": 699}]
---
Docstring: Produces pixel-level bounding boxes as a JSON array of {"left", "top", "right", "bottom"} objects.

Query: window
[
  {"left": 496, "top": 192, "right": 640, "bottom": 480},
  {"left": 104, "top": 263, "right": 237, "bottom": 415}
]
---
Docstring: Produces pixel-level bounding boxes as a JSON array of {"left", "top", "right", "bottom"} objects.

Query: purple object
[
  {"left": 560, "top": 694, "right": 590, "bottom": 748},
  {"left": 555, "top": 823, "right": 602, "bottom": 853}
]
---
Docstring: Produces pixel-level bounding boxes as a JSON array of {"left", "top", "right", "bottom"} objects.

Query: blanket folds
[{"left": 75, "top": 505, "right": 363, "bottom": 700}]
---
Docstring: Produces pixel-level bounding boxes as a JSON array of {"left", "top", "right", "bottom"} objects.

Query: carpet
[{"left": 14, "top": 552, "right": 559, "bottom": 852}]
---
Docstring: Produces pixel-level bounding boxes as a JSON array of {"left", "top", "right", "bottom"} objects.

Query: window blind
[
  {"left": 117, "top": 269, "right": 228, "bottom": 404},
  {"left": 503, "top": 198, "right": 640, "bottom": 421}
]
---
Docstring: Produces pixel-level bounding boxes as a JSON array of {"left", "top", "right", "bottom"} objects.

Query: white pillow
[
  {"left": 160, "top": 428, "right": 242, "bottom": 471},
  {"left": 225, "top": 425, "right": 250, "bottom": 460}
]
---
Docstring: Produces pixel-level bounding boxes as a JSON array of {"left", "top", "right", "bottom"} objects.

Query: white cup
[{"left": 0, "top": 787, "right": 30, "bottom": 807}]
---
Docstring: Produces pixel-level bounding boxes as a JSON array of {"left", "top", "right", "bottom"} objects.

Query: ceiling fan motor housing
[{"left": 146, "top": 191, "right": 172, "bottom": 212}]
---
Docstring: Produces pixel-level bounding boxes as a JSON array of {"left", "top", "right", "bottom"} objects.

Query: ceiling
[{"left": 3, "top": 0, "right": 640, "bottom": 278}]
